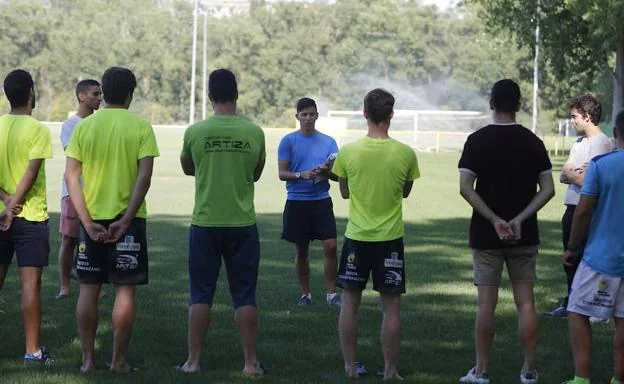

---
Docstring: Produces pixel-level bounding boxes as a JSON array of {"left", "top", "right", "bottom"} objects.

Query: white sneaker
[
  {"left": 459, "top": 367, "right": 490, "bottom": 383},
  {"left": 590, "top": 316, "right": 609, "bottom": 324},
  {"left": 520, "top": 370, "right": 538, "bottom": 384}
]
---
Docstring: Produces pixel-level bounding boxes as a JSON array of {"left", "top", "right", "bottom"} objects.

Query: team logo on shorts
[
  {"left": 384, "top": 271, "right": 402, "bottom": 286},
  {"left": 384, "top": 251, "right": 403, "bottom": 268},
  {"left": 116, "top": 235, "right": 141, "bottom": 252},
  {"left": 78, "top": 242, "right": 86, "bottom": 253},
  {"left": 599, "top": 280, "right": 609, "bottom": 291},
  {"left": 347, "top": 253, "right": 356, "bottom": 263},
  {"left": 116, "top": 254, "right": 139, "bottom": 271}
]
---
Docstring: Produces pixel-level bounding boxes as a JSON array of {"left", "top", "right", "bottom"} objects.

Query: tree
[{"left": 467, "top": 0, "right": 624, "bottom": 123}]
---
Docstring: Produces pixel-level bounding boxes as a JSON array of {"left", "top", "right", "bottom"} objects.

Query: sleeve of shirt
[
  {"left": 29, "top": 124, "right": 53, "bottom": 160},
  {"left": 138, "top": 123, "right": 160, "bottom": 159},
  {"left": 589, "top": 135, "right": 614, "bottom": 159},
  {"left": 580, "top": 160, "right": 599, "bottom": 196},
  {"left": 277, "top": 135, "right": 291, "bottom": 161},
  {"left": 60, "top": 120, "right": 72, "bottom": 149},
  {"left": 332, "top": 151, "right": 346, "bottom": 178},
  {"left": 258, "top": 128, "right": 266, "bottom": 160},
  {"left": 535, "top": 139, "right": 552, "bottom": 175},
  {"left": 407, "top": 148, "right": 420, "bottom": 180},
  {"left": 329, "top": 138, "right": 339, "bottom": 156},
  {"left": 458, "top": 135, "right": 477, "bottom": 176},
  {"left": 65, "top": 126, "right": 82, "bottom": 161},
  {"left": 180, "top": 127, "right": 192, "bottom": 160}
]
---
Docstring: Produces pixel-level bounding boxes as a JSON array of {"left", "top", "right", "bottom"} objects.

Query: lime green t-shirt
[
  {"left": 65, "top": 109, "right": 160, "bottom": 220},
  {"left": 181, "top": 115, "right": 265, "bottom": 227},
  {"left": 0, "top": 115, "right": 53, "bottom": 222},
  {"left": 332, "top": 136, "right": 419, "bottom": 241}
]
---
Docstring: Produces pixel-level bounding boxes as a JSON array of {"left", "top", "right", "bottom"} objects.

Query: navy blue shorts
[
  {"left": 281, "top": 198, "right": 337, "bottom": 244},
  {"left": 75, "top": 217, "right": 148, "bottom": 285},
  {"left": 0, "top": 218, "right": 49, "bottom": 267},
  {"left": 337, "top": 237, "right": 405, "bottom": 294},
  {"left": 189, "top": 224, "right": 260, "bottom": 309}
]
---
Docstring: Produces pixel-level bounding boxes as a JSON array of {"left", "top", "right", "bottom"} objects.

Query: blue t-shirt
[
  {"left": 277, "top": 130, "right": 339, "bottom": 201},
  {"left": 581, "top": 149, "right": 624, "bottom": 277}
]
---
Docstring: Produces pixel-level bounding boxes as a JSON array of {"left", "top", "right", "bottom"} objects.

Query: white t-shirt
[
  {"left": 563, "top": 132, "right": 614, "bottom": 205},
  {"left": 60, "top": 114, "right": 82, "bottom": 199}
]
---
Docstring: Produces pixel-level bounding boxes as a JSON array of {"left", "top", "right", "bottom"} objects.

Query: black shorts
[
  {"left": 281, "top": 198, "right": 337, "bottom": 244},
  {"left": 188, "top": 224, "right": 260, "bottom": 309},
  {"left": 0, "top": 218, "right": 49, "bottom": 267},
  {"left": 337, "top": 237, "right": 405, "bottom": 294},
  {"left": 76, "top": 217, "right": 148, "bottom": 285}
]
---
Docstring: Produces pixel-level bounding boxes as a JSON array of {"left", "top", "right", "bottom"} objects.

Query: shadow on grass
[{"left": 0, "top": 212, "right": 615, "bottom": 383}]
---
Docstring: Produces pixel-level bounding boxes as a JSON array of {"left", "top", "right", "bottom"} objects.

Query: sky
[{"left": 421, "top": 0, "right": 457, "bottom": 10}]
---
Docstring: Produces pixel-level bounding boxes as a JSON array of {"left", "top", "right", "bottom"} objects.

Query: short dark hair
[
  {"left": 490, "top": 79, "right": 521, "bottom": 113},
  {"left": 296, "top": 97, "right": 317, "bottom": 113},
  {"left": 615, "top": 110, "right": 624, "bottom": 139},
  {"left": 208, "top": 69, "right": 238, "bottom": 103},
  {"left": 3, "top": 69, "right": 34, "bottom": 108},
  {"left": 569, "top": 94, "right": 602, "bottom": 125},
  {"left": 101, "top": 67, "right": 136, "bottom": 105},
  {"left": 75, "top": 79, "right": 100, "bottom": 102},
  {"left": 364, "top": 88, "right": 394, "bottom": 124}
]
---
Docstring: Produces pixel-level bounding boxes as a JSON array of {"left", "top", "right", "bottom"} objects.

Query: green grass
[{"left": 0, "top": 127, "right": 614, "bottom": 383}]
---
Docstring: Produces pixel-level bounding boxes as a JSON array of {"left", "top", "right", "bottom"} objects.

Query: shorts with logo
[
  {"left": 281, "top": 198, "right": 337, "bottom": 244},
  {"left": 336, "top": 237, "right": 405, "bottom": 294},
  {"left": 0, "top": 218, "right": 50, "bottom": 267},
  {"left": 75, "top": 217, "right": 148, "bottom": 285},
  {"left": 189, "top": 224, "right": 260, "bottom": 309},
  {"left": 567, "top": 261, "right": 624, "bottom": 319},
  {"left": 59, "top": 196, "right": 80, "bottom": 238},
  {"left": 472, "top": 246, "right": 538, "bottom": 286}
]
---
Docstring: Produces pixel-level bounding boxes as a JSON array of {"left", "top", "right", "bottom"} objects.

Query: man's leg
[
  {"left": 339, "top": 288, "right": 362, "bottom": 377},
  {"left": 475, "top": 285, "right": 498, "bottom": 374},
  {"left": 321, "top": 238, "right": 338, "bottom": 294},
  {"left": 180, "top": 303, "right": 211, "bottom": 372},
  {"left": 512, "top": 282, "right": 538, "bottom": 372},
  {"left": 0, "top": 264, "right": 8, "bottom": 289},
  {"left": 295, "top": 243, "right": 310, "bottom": 295},
  {"left": 614, "top": 317, "right": 624, "bottom": 381},
  {"left": 380, "top": 292, "right": 401, "bottom": 380},
  {"left": 57, "top": 235, "right": 77, "bottom": 297},
  {"left": 19, "top": 266, "right": 43, "bottom": 355},
  {"left": 110, "top": 284, "right": 136, "bottom": 373},
  {"left": 235, "top": 305, "right": 261, "bottom": 374},
  {"left": 568, "top": 312, "right": 592, "bottom": 378},
  {"left": 76, "top": 283, "right": 101, "bottom": 372}
]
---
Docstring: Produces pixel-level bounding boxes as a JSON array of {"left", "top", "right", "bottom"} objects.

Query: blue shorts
[{"left": 189, "top": 224, "right": 260, "bottom": 309}]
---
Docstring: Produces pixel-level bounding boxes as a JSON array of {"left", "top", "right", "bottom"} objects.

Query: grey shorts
[
  {"left": 472, "top": 246, "right": 538, "bottom": 286},
  {"left": 567, "top": 261, "right": 624, "bottom": 319}
]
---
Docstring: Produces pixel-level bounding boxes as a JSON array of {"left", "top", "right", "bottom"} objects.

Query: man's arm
[
  {"left": 180, "top": 154, "right": 195, "bottom": 176},
  {"left": 339, "top": 178, "right": 349, "bottom": 199},
  {"left": 254, "top": 156, "right": 266, "bottom": 182},
  {"left": 403, "top": 180, "right": 414, "bottom": 198},
  {"left": 459, "top": 171, "right": 514, "bottom": 241},
  {"left": 277, "top": 160, "right": 318, "bottom": 181},
  {"left": 564, "top": 195, "right": 596, "bottom": 266},
  {"left": 66, "top": 157, "right": 108, "bottom": 242},
  {"left": 6, "top": 159, "right": 43, "bottom": 212},
  {"left": 560, "top": 162, "right": 585, "bottom": 186},
  {"left": 0, "top": 187, "right": 10, "bottom": 205},
  {"left": 106, "top": 157, "right": 155, "bottom": 242},
  {"left": 508, "top": 171, "right": 556, "bottom": 239}
]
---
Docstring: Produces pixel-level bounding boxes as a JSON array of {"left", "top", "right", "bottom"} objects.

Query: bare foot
[
  {"left": 176, "top": 361, "right": 200, "bottom": 373},
  {"left": 243, "top": 362, "right": 266, "bottom": 376},
  {"left": 80, "top": 362, "right": 96, "bottom": 373},
  {"left": 383, "top": 373, "right": 404, "bottom": 381},
  {"left": 109, "top": 361, "right": 138, "bottom": 373}
]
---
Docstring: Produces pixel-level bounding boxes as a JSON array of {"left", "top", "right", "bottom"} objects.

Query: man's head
[
  {"left": 295, "top": 97, "right": 318, "bottom": 132},
  {"left": 208, "top": 69, "right": 238, "bottom": 104},
  {"left": 489, "top": 79, "right": 521, "bottom": 114},
  {"left": 101, "top": 67, "right": 136, "bottom": 107},
  {"left": 75, "top": 79, "right": 101, "bottom": 111},
  {"left": 3, "top": 69, "right": 35, "bottom": 110},
  {"left": 364, "top": 88, "right": 394, "bottom": 125},
  {"left": 569, "top": 94, "right": 601, "bottom": 133},
  {"left": 613, "top": 110, "right": 624, "bottom": 147}
]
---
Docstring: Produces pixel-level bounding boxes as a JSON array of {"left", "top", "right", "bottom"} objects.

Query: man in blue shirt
[
  {"left": 278, "top": 98, "right": 340, "bottom": 306},
  {"left": 563, "top": 110, "right": 624, "bottom": 384}
]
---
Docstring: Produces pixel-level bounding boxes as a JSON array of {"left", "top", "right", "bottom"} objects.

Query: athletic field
[{"left": 0, "top": 126, "right": 614, "bottom": 383}]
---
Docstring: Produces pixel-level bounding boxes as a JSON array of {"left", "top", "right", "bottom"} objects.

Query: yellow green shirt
[
  {"left": 332, "top": 136, "right": 419, "bottom": 241},
  {"left": 65, "top": 109, "right": 160, "bottom": 220},
  {"left": 181, "top": 115, "right": 265, "bottom": 227},
  {"left": 0, "top": 115, "right": 53, "bottom": 222}
]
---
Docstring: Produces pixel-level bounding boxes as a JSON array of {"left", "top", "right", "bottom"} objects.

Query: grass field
[{"left": 0, "top": 126, "right": 615, "bottom": 383}]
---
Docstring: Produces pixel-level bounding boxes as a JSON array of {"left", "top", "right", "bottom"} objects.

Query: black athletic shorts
[
  {"left": 281, "top": 198, "right": 337, "bottom": 244},
  {"left": 337, "top": 237, "right": 405, "bottom": 294},
  {"left": 75, "top": 217, "right": 148, "bottom": 285},
  {"left": 0, "top": 218, "right": 50, "bottom": 267}
]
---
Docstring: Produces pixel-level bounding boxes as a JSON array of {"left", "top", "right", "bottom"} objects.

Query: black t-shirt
[{"left": 458, "top": 124, "right": 552, "bottom": 249}]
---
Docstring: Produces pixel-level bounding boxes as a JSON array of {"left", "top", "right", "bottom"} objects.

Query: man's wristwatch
[{"left": 295, "top": 172, "right": 301, "bottom": 179}]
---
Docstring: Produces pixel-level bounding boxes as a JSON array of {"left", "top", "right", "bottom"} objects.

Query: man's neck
[
  {"left": 584, "top": 124, "right": 602, "bottom": 138},
  {"left": 299, "top": 128, "right": 316, "bottom": 137},
  {"left": 9, "top": 106, "right": 32, "bottom": 116},
  {"left": 492, "top": 111, "right": 516, "bottom": 125},
  {"left": 213, "top": 103, "right": 236, "bottom": 116},
  {"left": 76, "top": 105, "right": 94, "bottom": 119},
  {"left": 367, "top": 121, "right": 390, "bottom": 139},
  {"left": 104, "top": 103, "right": 128, "bottom": 110}
]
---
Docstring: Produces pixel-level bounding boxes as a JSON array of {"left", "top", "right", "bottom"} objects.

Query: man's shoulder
[{"left": 592, "top": 150, "right": 620, "bottom": 164}]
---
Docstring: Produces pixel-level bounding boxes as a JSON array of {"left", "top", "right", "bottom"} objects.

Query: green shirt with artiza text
[
  {"left": 0, "top": 115, "right": 53, "bottom": 222},
  {"left": 181, "top": 115, "right": 266, "bottom": 227},
  {"left": 332, "top": 136, "right": 420, "bottom": 242},
  {"left": 65, "top": 109, "right": 160, "bottom": 220}
]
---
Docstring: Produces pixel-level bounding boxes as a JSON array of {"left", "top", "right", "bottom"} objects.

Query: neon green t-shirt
[
  {"left": 0, "top": 115, "right": 53, "bottom": 222},
  {"left": 65, "top": 109, "right": 160, "bottom": 220},
  {"left": 332, "top": 136, "right": 419, "bottom": 241},
  {"left": 181, "top": 115, "right": 265, "bottom": 227}
]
